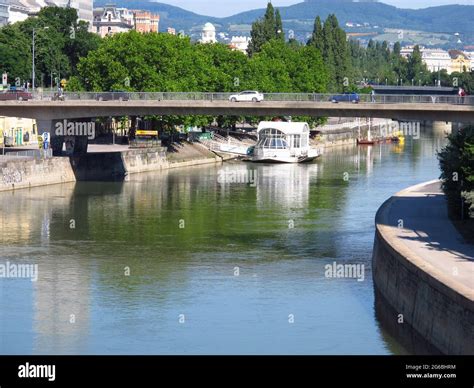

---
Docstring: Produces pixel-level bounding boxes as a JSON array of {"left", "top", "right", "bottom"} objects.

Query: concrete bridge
[{"left": 0, "top": 92, "right": 474, "bottom": 122}]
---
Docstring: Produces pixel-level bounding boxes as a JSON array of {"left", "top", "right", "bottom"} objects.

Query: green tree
[
  {"left": 439, "top": 126, "right": 474, "bottom": 218},
  {"left": 0, "top": 6, "right": 99, "bottom": 88},
  {"left": 275, "top": 9, "right": 284, "bottom": 41},
  {"left": 308, "top": 16, "right": 323, "bottom": 53},
  {"left": 247, "top": 2, "right": 282, "bottom": 56},
  {"left": 308, "top": 14, "right": 351, "bottom": 91},
  {"left": 0, "top": 24, "right": 31, "bottom": 86},
  {"left": 393, "top": 42, "right": 401, "bottom": 56},
  {"left": 196, "top": 43, "right": 247, "bottom": 92},
  {"left": 321, "top": 17, "right": 336, "bottom": 88},
  {"left": 406, "top": 45, "right": 429, "bottom": 85}
]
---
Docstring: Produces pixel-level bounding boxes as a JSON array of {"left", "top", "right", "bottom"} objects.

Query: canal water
[{"left": 0, "top": 129, "right": 447, "bottom": 355}]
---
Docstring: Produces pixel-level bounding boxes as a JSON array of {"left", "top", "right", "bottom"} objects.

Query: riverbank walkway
[{"left": 378, "top": 180, "right": 474, "bottom": 301}]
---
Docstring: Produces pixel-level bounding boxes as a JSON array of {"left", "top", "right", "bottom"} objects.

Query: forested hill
[{"left": 94, "top": 0, "right": 474, "bottom": 40}]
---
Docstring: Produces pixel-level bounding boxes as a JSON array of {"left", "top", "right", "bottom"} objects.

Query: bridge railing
[
  {"left": 0, "top": 149, "right": 52, "bottom": 159},
  {"left": 32, "top": 91, "right": 474, "bottom": 105}
]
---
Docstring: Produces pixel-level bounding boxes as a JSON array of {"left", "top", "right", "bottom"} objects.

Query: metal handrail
[
  {"left": 30, "top": 91, "right": 474, "bottom": 105},
  {"left": 0, "top": 149, "right": 52, "bottom": 159}
]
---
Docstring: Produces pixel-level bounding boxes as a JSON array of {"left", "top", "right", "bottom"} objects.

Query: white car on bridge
[{"left": 229, "top": 91, "right": 264, "bottom": 102}]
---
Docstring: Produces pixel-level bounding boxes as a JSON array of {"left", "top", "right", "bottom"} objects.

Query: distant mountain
[{"left": 94, "top": 0, "right": 474, "bottom": 45}]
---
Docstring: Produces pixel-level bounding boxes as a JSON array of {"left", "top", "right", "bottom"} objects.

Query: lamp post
[
  {"left": 437, "top": 63, "right": 441, "bottom": 86},
  {"left": 50, "top": 71, "right": 56, "bottom": 93},
  {"left": 32, "top": 26, "right": 49, "bottom": 93},
  {"left": 32, "top": 28, "right": 36, "bottom": 92}
]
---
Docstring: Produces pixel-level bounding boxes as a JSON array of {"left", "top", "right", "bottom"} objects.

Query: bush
[{"left": 438, "top": 126, "right": 474, "bottom": 219}]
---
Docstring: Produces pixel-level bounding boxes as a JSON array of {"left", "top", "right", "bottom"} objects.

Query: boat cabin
[{"left": 252, "top": 121, "right": 317, "bottom": 163}]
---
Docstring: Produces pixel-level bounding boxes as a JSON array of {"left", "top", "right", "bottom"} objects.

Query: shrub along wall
[{"left": 438, "top": 126, "right": 474, "bottom": 219}]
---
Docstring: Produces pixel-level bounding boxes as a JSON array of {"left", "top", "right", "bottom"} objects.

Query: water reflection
[
  {"left": 0, "top": 131, "right": 449, "bottom": 354},
  {"left": 256, "top": 164, "right": 312, "bottom": 210},
  {"left": 374, "top": 289, "right": 442, "bottom": 355}
]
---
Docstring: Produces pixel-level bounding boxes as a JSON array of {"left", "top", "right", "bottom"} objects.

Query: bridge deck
[{"left": 1, "top": 99, "right": 473, "bottom": 122}]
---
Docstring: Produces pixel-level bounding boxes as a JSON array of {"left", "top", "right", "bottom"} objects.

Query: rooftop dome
[{"left": 203, "top": 22, "right": 215, "bottom": 31}]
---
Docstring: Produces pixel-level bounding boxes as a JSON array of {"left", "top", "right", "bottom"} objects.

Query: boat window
[
  {"left": 257, "top": 128, "right": 288, "bottom": 149},
  {"left": 293, "top": 135, "right": 300, "bottom": 148}
]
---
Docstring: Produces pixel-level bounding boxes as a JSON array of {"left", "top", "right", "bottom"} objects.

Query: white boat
[{"left": 250, "top": 121, "right": 321, "bottom": 163}]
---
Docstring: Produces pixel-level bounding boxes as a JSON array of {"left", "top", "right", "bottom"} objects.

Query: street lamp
[
  {"left": 437, "top": 63, "right": 441, "bottom": 87},
  {"left": 50, "top": 71, "right": 56, "bottom": 93},
  {"left": 32, "top": 26, "right": 49, "bottom": 93}
]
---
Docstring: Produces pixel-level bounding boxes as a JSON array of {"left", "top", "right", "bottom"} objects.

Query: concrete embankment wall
[
  {"left": 122, "top": 147, "right": 219, "bottom": 174},
  {"left": 0, "top": 143, "right": 221, "bottom": 189},
  {"left": 0, "top": 157, "right": 75, "bottom": 192},
  {"left": 372, "top": 186, "right": 474, "bottom": 355},
  {"left": 71, "top": 148, "right": 168, "bottom": 181},
  {"left": 318, "top": 127, "right": 357, "bottom": 148},
  {"left": 71, "top": 143, "right": 220, "bottom": 181},
  {"left": 316, "top": 121, "right": 382, "bottom": 148}
]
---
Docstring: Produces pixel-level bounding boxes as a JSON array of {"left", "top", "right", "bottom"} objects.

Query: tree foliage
[
  {"left": 0, "top": 6, "right": 99, "bottom": 88},
  {"left": 247, "top": 2, "right": 284, "bottom": 56},
  {"left": 76, "top": 30, "right": 328, "bottom": 128},
  {"left": 438, "top": 126, "right": 474, "bottom": 218},
  {"left": 307, "top": 14, "right": 351, "bottom": 91}
]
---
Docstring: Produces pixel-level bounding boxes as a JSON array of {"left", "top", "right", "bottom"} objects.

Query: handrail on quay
[{"left": 28, "top": 91, "right": 474, "bottom": 105}]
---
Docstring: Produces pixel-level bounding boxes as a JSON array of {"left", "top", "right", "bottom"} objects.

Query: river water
[{"left": 0, "top": 129, "right": 447, "bottom": 355}]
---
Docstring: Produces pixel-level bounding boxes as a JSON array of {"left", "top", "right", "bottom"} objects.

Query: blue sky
[{"left": 154, "top": 0, "right": 474, "bottom": 17}]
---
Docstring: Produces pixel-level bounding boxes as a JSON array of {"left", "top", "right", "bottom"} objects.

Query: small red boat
[{"left": 357, "top": 139, "right": 376, "bottom": 145}]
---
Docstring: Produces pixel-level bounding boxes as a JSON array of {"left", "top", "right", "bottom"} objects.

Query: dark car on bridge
[
  {"left": 330, "top": 92, "right": 360, "bottom": 103},
  {"left": 0, "top": 89, "right": 33, "bottom": 101},
  {"left": 96, "top": 91, "right": 130, "bottom": 101}
]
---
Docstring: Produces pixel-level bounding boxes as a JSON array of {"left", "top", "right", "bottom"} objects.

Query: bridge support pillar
[
  {"left": 431, "top": 121, "right": 452, "bottom": 136},
  {"left": 35, "top": 119, "right": 89, "bottom": 156}
]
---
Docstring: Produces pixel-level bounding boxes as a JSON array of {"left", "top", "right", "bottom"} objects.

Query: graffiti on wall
[{"left": 2, "top": 167, "right": 23, "bottom": 185}]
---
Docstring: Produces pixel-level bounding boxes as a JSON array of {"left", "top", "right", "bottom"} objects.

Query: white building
[
  {"left": 2, "top": 0, "right": 93, "bottom": 27},
  {"left": 466, "top": 52, "right": 474, "bottom": 71},
  {"left": 5, "top": 0, "right": 30, "bottom": 24},
  {"left": 400, "top": 45, "right": 417, "bottom": 58},
  {"left": 229, "top": 36, "right": 251, "bottom": 55},
  {"left": 0, "top": 1, "right": 8, "bottom": 25},
  {"left": 93, "top": 5, "right": 133, "bottom": 37},
  {"left": 200, "top": 22, "right": 216, "bottom": 44},
  {"left": 51, "top": 0, "right": 93, "bottom": 26},
  {"left": 400, "top": 45, "right": 474, "bottom": 74},
  {"left": 421, "top": 48, "right": 451, "bottom": 73}
]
